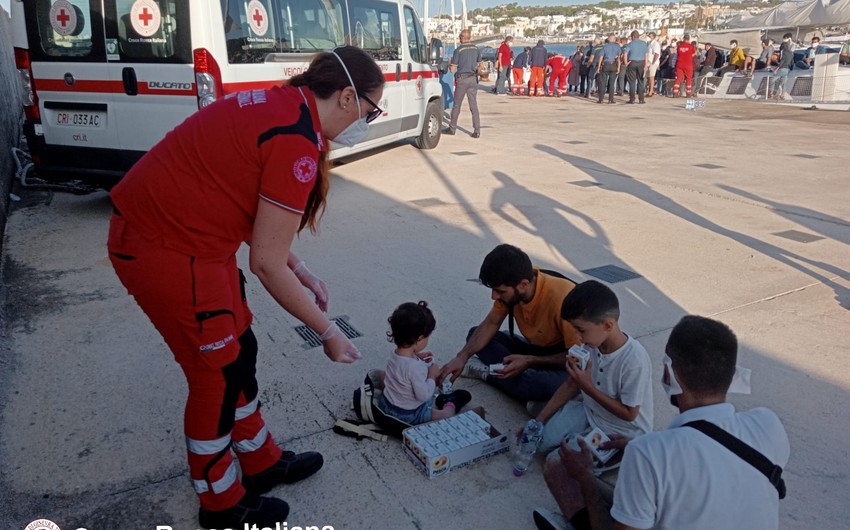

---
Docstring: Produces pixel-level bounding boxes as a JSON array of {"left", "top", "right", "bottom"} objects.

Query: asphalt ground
[{"left": 1, "top": 86, "right": 849, "bottom": 530}]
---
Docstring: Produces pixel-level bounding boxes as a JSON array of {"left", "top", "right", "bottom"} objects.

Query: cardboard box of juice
[{"left": 402, "top": 410, "right": 510, "bottom": 478}]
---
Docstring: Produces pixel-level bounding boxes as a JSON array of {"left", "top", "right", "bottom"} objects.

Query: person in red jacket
[
  {"left": 107, "top": 47, "right": 383, "bottom": 529},
  {"left": 673, "top": 34, "right": 696, "bottom": 97},
  {"left": 547, "top": 52, "right": 572, "bottom": 96}
]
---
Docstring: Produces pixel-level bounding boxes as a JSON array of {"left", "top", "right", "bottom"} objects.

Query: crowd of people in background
[{"left": 487, "top": 31, "right": 828, "bottom": 102}]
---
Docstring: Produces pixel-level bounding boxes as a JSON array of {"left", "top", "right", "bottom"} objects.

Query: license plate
[{"left": 54, "top": 111, "right": 105, "bottom": 128}]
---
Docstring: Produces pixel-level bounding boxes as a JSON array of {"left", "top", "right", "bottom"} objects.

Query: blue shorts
[{"left": 378, "top": 393, "right": 433, "bottom": 425}]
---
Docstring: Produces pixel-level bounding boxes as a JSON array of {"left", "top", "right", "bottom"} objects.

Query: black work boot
[
  {"left": 198, "top": 492, "right": 289, "bottom": 529},
  {"left": 243, "top": 451, "right": 324, "bottom": 494}
]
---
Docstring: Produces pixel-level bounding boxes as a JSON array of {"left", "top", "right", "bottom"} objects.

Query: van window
[
  {"left": 114, "top": 0, "right": 187, "bottom": 61},
  {"left": 34, "top": 0, "right": 95, "bottom": 57},
  {"left": 221, "top": 0, "right": 345, "bottom": 63},
  {"left": 402, "top": 5, "right": 426, "bottom": 63},
  {"left": 349, "top": 0, "right": 401, "bottom": 61}
]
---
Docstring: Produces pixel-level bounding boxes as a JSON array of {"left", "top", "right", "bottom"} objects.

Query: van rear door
[
  {"left": 103, "top": 0, "right": 196, "bottom": 154},
  {"left": 401, "top": 4, "right": 430, "bottom": 134},
  {"left": 24, "top": 0, "right": 119, "bottom": 174}
]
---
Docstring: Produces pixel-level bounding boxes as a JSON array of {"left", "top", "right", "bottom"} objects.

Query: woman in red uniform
[{"left": 107, "top": 47, "right": 384, "bottom": 529}]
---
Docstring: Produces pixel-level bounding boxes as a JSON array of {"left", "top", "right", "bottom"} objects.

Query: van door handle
[
  {"left": 122, "top": 67, "right": 138, "bottom": 96},
  {"left": 395, "top": 63, "right": 402, "bottom": 81},
  {"left": 407, "top": 63, "right": 413, "bottom": 80}
]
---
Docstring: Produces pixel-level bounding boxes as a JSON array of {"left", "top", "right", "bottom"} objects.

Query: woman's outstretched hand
[{"left": 320, "top": 322, "right": 361, "bottom": 363}]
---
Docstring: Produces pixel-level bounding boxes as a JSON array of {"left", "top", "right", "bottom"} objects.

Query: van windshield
[{"left": 221, "top": 0, "right": 345, "bottom": 63}]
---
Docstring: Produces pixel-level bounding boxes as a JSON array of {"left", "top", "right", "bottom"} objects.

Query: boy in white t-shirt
[
  {"left": 530, "top": 280, "right": 653, "bottom": 452},
  {"left": 378, "top": 301, "right": 471, "bottom": 425}
]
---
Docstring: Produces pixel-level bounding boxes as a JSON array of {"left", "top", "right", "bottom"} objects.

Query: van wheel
[{"left": 415, "top": 99, "right": 442, "bottom": 150}]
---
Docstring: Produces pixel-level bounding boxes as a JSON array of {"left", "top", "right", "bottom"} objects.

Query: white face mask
[
  {"left": 661, "top": 355, "right": 683, "bottom": 405},
  {"left": 334, "top": 116, "right": 369, "bottom": 148},
  {"left": 662, "top": 354, "right": 753, "bottom": 406},
  {"left": 330, "top": 51, "right": 370, "bottom": 147}
]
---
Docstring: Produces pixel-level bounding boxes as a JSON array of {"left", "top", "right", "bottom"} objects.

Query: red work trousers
[
  {"left": 512, "top": 68, "right": 525, "bottom": 94},
  {"left": 107, "top": 212, "right": 282, "bottom": 511},
  {"left": 673, "top": 66, "right": 694, "bottom": 96},
  {"left": 548, "top": 70, "right": 567, "bottom": 95},
  {"left": 530, "top": 66, "right": 545, "bottom": 95}
]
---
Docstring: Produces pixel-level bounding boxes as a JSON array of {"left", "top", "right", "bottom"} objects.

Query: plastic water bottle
[{"left": 513, "top": 419, "right": 544, "bottom": 477}]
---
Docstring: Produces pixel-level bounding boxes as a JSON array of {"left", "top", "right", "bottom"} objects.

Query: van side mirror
[{"left": 429, "top": 38, "right": 444, "bottom": 65}]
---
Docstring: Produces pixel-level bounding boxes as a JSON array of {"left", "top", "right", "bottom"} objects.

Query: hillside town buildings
[{"left": 424, "top": 1, "right": 773, "bottom": 41}]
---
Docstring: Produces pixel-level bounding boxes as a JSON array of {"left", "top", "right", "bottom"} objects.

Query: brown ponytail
[
  {"left": 298, "top": 150, "right": 329, "bottom": 234},
  {"left": 289, "top": 47, "right": 384, "bottom": 234}
]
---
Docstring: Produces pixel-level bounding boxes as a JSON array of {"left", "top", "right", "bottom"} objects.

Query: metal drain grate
[
  {"left": 294, "top": 316, "right": 362, "bottom": 348},
  {"left": 726, "top": 77, "right": 749, "bottom": 95},
  {"left": 569, "top": 180, "right": 603, "bottom": 187},
  {"left": 790, "top": 77, "right": 813, "bottom": 97},
  {"left": 581, "top": 265, "right": 642, "bottom": 283},
  {"left": 694, "top": 163, "right": 725, "bottom": 170},
  {"left": 794, "top": 153, "right": 819, "bottom": 159},
  {"left": 773, "top": 230, "right": 825, "bottom": 243},
  {"left": 452, "top": 151, "right": 475, "bottom": 156}
]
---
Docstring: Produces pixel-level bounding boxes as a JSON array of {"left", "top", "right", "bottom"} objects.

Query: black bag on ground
[{"left": 334, "top": 369, "right": 411, "bottom": 441}]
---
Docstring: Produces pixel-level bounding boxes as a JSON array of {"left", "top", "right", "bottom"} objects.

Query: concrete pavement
[{"left": 1, "top": 88, "right": 848, "bottom": 530}]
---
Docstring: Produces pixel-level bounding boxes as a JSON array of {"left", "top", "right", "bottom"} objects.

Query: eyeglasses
[{"left": 359, "top": 93, "right": 383, "bottom": 123}]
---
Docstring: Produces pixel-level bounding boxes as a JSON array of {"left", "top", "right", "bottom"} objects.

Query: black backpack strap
[
  {"left": 333, "top": 419, "right": 389, "bottom": 442},
  {"left": 683, "top": 420, "right": 786, "bottom": 499}
]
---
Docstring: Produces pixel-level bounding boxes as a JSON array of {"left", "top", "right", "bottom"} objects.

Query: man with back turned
[{"left": 445, "top": 29, "right": 482, "bottom": 139}]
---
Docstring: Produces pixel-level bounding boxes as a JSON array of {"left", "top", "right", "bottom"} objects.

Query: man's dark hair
[
  {"left": 560, "top": 280, "right": 620, "bottom": 323},
  {"left": 783, "top": 32, "right": 793, "bottom": 39},
  {"left": 479, "top": 244, "right": 534, "bottom": 289},
  {"left": 730, "top": 39, "right": 738, "bottom": 45},
  {"left": 666, "top": 316, "right": 737, "bottom": 396},
  {"left": 387, "top": 301, "right": 436, "bottom": 348}
]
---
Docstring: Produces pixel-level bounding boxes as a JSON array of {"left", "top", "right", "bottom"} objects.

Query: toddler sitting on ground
[{"left": 379, "top": 301, "right": 470, "bottom": 424}]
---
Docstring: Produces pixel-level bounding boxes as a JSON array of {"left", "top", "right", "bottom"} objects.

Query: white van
[{"left": 12, "top": 0, "right": 444, "bottom": 188}]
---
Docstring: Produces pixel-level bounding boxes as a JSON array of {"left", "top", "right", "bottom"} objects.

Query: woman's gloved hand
[
  {"left": 292, "top": 261, "right": 329, "bottom": 312},
  {"left": 320, "top": 322, "right": 361, "bottom": 363}
]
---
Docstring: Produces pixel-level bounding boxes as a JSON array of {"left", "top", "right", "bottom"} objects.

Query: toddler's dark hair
[{"left": 387, "top": 301, "right": 436, "bottom": 348}]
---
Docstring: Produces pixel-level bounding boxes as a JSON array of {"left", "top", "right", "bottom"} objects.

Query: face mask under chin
[{"left": 333, "top": 115, "right": 369, "bottom": 147}]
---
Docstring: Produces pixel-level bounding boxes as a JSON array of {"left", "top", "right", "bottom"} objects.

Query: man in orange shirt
[{"left": 440, "top": 244, "right": 579, "bottom": 403}]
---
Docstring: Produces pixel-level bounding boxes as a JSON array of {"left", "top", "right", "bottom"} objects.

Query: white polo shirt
[
  {"left": 612, "top": 403, "right": 790, "bottom": 530},
  {"left": 648, "top": 40, "right": 661, "bottom": 64},
  {"left": 582, "top": 335, "right": 653, "bottom": 439}
]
